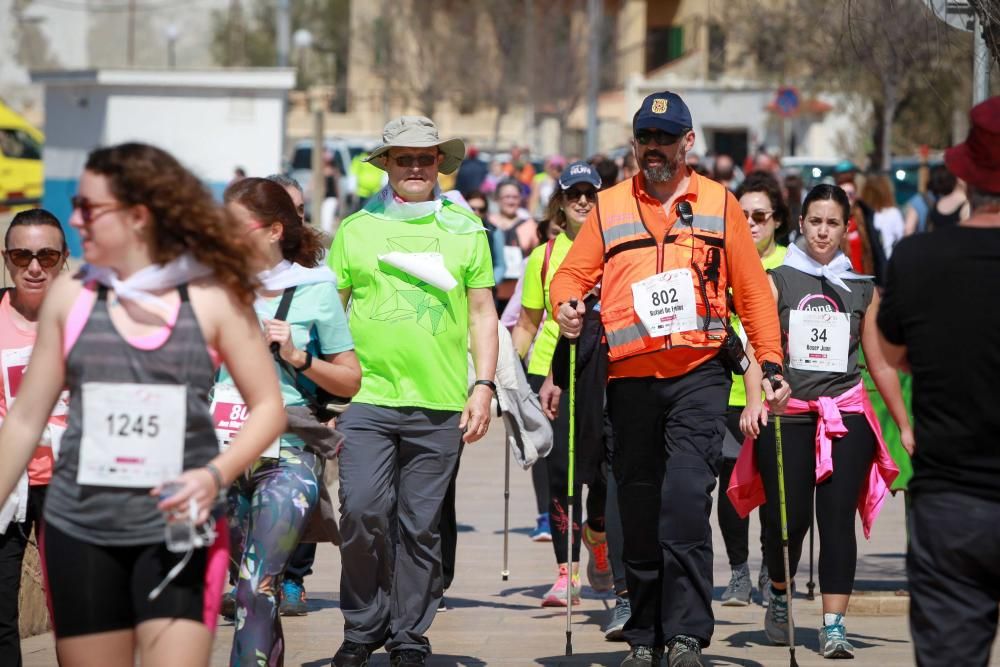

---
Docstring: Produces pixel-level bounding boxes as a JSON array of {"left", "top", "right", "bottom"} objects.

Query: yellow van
[{"left": 0, "top": 102, "right": 43, "bottom": 212}]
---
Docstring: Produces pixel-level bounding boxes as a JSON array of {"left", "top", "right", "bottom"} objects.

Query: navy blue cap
[
  {"left": 558, "top": 161, "right": 602, "bottom": 190},
  {"left": 633, "top": 91, "right": 692, "bottom": 135}
]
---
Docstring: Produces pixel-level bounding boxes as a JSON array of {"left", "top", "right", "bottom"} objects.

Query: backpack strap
[{"left": 540, "top": 238, "right": 557, "bottom": 286}]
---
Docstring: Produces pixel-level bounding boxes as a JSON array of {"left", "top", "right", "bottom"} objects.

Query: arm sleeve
[
  {"left": 549, "top": 208, "right": 605, "bottom": 308},
  {"left": 464, "top": 231, "right": 496, "bottom": 289},
  {"left": 520, "top": 245, "right": 545, "bottom": 310},
  {"left": 725, "top": 192, "right": 783, "bottom": 365},
  {"left": 314, "top": 283, "right": 355, "bottom": 354},
  {"left": 328, "top": 224, "right": 352, "bottom": 289},
  {"left": 877, "top": 251, "right": 906, "bottom": 345}
]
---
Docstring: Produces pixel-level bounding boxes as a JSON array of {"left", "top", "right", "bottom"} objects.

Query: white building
[{"left": 31, "top": 68, "right": 294, "bottom": 256}]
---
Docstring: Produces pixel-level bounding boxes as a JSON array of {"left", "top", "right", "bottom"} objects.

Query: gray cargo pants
[{"left": 337, "top": 403, "right": 462, "bottom": 655}]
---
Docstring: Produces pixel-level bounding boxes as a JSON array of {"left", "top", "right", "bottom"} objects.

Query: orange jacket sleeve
[
  {"left": 724, "top": 191, "right": 783, "bottom": 365},
  {"left": 549, "top": 207, "right": 605, "bottom": 308}
]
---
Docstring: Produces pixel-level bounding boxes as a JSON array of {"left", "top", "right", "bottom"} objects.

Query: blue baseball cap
[
  {"left": 633, "top": 91, "right": 692, "bottom": 135},
  {"left": 558, "top": 161, "right": 602, "bottom": 190}
]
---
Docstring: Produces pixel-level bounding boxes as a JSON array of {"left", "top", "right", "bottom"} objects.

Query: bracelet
[
  {"left": 474, "top": 379, "right": 497, "bottom": 393},
  {"left": 204, "top": 462, "right": 225, "bottom": 493},
  {"left": 294, "top": 351, "right": 313, "bottom": 372}
]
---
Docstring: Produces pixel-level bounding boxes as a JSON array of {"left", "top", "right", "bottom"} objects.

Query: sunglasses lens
[
  {"left": 417, "top": 155, "right": 436, "bottom": 167},
  {"left": 37, "top": 250, "right": 63, "bottom": 268},
  {"left": 566, "top": 189, "right": 596, "bottom": 202},
  {"left": 7, "top": 250, "right": 32, "bottom": 267}
]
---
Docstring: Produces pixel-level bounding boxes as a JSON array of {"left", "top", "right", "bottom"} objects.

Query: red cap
[{"left": 945, "top": 96, "right": 1000, "bottom": 193}]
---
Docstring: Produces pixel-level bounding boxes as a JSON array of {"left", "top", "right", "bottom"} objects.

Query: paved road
[{"left": 21, "top": 416, "right": 1000, "bottom": 665}]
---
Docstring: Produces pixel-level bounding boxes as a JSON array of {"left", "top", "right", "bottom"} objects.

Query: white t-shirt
[{"left": 874, "top": 206, "right": 905, "bottom": 259}]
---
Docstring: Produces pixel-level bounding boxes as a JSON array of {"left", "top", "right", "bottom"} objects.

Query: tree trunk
[
  {"left": 491, "top": 103, "right": 506, "bottom": 152},
  {"left": 881, "top": 82, "right": 897, "bottom": 175}
]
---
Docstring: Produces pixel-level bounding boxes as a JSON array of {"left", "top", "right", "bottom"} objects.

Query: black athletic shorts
[{"left": 41, "top": 520, "right": 228, "bottom": 638}]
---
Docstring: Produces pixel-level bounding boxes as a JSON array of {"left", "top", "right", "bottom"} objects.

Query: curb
[{"left": 847, "top": 590, "right": 910, "bottom": 616}]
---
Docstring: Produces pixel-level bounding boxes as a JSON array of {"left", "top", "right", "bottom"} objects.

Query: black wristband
[
  {"left": 474, "top": 379, "right": 497, "bottom": 393},
  {"left": 294, "top": 351, "right": 313, "bottom": 372}
]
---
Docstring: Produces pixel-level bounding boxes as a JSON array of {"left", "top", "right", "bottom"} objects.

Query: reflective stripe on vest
[{"left": 596, "top": 174, "right": 731, "bottom": 363}]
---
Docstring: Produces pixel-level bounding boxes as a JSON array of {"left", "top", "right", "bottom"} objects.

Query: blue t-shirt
[{"left": 217, "top": 281, "right": 353, "bottom": 449}]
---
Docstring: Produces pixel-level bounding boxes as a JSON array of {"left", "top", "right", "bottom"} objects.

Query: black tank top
[
  {"left": 44, "top": 284, "right": 218, "bottom": 546},
  {"left": 928, "top": 201, "right": 965, "bottom": 230},
  {"left": 770, "top": 265, "right": 874, "bottom": 403}
]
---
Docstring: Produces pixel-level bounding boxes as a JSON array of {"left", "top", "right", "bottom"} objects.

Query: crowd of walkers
[{"left": 0, "top": 93, "right": 997, "bottom": 667}]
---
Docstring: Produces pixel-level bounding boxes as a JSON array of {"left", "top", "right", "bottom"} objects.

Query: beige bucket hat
[{"left": 364, "top": 116, "right": 466, "bottom": 175}]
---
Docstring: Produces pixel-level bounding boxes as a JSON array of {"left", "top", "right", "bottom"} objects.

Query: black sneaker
[
  {"left": 389, "top": 649, "right": 427, "bottom": 667},
  {"left": 331, "top": 640, "right": 378, "bottom": 667},
  {"left": 620, "top": 645, "right": 663, "bottom": 666},
  {"left": 666, "top": 635, "right": 704, "bottom": 667}
]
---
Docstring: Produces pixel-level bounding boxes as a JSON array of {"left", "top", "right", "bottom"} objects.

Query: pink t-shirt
[{"left": 0, "top": 292, "right": 69, "bottom": 486}]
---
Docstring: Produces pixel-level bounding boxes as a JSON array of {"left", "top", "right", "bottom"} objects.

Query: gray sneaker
[
  {"left": 619, "top": 645, "right": 663, "bottom": 666},
  {"left": 603, "top": 595, "right": 631, "bottom": 641},
  {"left": 666, "top": 635, "right": 704, "bottom": 666},
  {"left": 721, "top": 562, "right": 752, "bottom": 606},
  {"left": 819, "top": 614, "right": 855, "bottom": 659},
  {"left": 764, "top": 589, "right": 790, "bottom": 646},
  {"left": 758, "top": 564, "right": 770, "bottom": 607}
]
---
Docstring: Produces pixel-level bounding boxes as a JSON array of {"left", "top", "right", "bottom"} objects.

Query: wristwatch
[
  {"left": 474, "top": 379, "right": 497, "bottom": 393},
  {"left": 761, "top": 361, "right": 784, "bottom": 387},
  {"left": 294, "top": 351, "right": 313, "bottom": 372}
]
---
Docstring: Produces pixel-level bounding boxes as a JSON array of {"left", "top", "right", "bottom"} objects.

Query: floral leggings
[{"left": 227, "top": 446, "right": 321, "bottom": 667}]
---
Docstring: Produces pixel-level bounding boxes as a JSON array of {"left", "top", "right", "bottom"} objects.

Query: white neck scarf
[
  {"left": 255, "top": 260, "right": 336, "bottom": 310},
  {"left": 782, "top": 241, "right": 870, "bottom": 292},
  {"left": 364, "top": 184, "right": 483, "bottom": 234},
  {"left": 257, "top": 259, "right": 336, "bottom": 291},
  {"left": 80, "top": 253, "right": 213, "bottom": 310}
]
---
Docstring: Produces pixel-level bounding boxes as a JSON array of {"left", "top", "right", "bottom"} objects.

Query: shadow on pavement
[
  {"left": 534, "top": 649, "right": 627, "bottom": 666},
  {"left": 316, "top": 655, "right": 485, "bottom": 667}
]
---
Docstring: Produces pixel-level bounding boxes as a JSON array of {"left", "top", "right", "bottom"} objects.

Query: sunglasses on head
[
  {"left": 71, "top": 195, "right": 123, "bottom": 224},
  {"left": 742, "top": 209, "right": 774, "bottom": 224},
  {"left": 563, "top": 187, "right": 597, "bottom": 202},
  {"left": 5, "top": 248, "right": 64, "bottom": 268},
  {"left": 389, "top": 153, "right": 438, "bottom": 168},
  {"left": 635, "top": 129, "right": 683, "bottom": 146}
]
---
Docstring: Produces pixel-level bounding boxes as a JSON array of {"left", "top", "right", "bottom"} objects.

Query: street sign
[
  {"left": 924, "top": 0, "right": 975, "bottom": 32},
  {"left": 774, "top": 86, "right": 800, "bottom": 118}
]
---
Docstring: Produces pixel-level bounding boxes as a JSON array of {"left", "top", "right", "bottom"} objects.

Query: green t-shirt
[
  {"left": 216, "top": 281, "right": 354, "bottom": 449},
  {"left": 521, "top": 232, "right": 572, "bottom": 376},
  {"left": 330, "top": 204, "right": 495, "bottom": 411},
  {"left": 729, "top": 244, "right": 787, "bottom": 407}
]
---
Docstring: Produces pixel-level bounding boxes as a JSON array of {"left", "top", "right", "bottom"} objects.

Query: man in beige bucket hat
[{"left": 329, "top": 116, "right": 498, "bottom": 667}]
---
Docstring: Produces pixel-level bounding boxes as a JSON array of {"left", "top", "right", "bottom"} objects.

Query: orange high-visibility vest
[{"left": 597, "top": 175, "right": 730, "bottom": 362}]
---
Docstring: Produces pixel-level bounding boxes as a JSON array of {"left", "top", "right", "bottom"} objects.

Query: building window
[{"left": 646, "top": 25, "right": 685, "bottom": 71}]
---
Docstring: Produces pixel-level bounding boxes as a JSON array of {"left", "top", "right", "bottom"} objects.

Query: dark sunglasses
[
  {"left": 389, "top": 154, "right": 438, "bottom": 168},
  {"left": 71, "top": 195, "right": 123, "bottom": 224},
  {"left": 563, "top": 187, "right": 598, "bottom": 202},
  {"left": 635, "top": 129, "right": 682, "bottom": 146},
  {"left": 5, "top": 248, "right": 64, "bottom": 268},
  {"left": 471, "top": 205, "right": 488, "bottom": 215},
  {"left": 742, "top": 209, "right": 774, "bottom": 224}
]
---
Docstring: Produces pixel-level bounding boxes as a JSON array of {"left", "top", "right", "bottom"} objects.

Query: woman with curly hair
[
  {"left": 0, "top": 142, "right": 287, "bottom": 666},
  {"left": 222, "top": 177, "right": 360, "bottom": 666}
]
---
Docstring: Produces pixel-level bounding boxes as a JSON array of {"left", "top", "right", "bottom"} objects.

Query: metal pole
[
  {"left": 277, "top": 0, "right": 291, "bottom": 67},
  {"left": 585, "top": 0, "right": 601, "bottom": 157},
  {"left": 973, "top": 13, "right": 991, "bottom": 104},
  {"left": 310, "top": 90, "right": 325, "bottom": 228},
  {"left": 127, "top": 0, "right": 136, "bottom": 66}
]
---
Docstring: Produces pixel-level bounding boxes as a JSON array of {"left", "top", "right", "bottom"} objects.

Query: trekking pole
[
  {"left": 807, "top": 512, "right": 816, "bottom": 601},
  {"left": 769, "top": 373, "right": 799, "bottom": 667},
  {"left": 502, "top": 426, "right": 510, "bottom": 581},
  {"left": 565, "top": 300, "right": 579, "bottom": 657}
]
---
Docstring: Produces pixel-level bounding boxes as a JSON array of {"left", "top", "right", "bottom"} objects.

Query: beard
[{"left": 641, "top": 148, "right": 683, "bottom": 183}]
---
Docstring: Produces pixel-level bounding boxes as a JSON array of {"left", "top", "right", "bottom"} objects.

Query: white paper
[
  {"left": 631, "top": 268, "right": 698, "bottom": 337},
  {"left": 211, "top": 383, "right": 280, "bottom": 458},
  {"left": 378, "top": 251, "right": 458, "bottom": 291},
  {"left": 78, "top": 382, "right": 187, "bottom": 488},
  {"left": 788, "top": 309, "right": 850, "bottom": 373}
]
